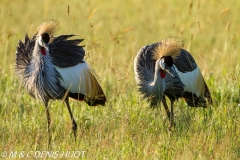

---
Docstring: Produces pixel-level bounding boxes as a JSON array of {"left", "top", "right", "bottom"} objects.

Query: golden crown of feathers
[
  {"left": 153, "top": 37, "right": 184, "bottom": 60},
  {"left": 37, "top": 20, "right": 60, "bottom": 37}
]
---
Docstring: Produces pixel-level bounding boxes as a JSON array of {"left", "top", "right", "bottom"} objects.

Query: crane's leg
[
  {"left": 162, "top": 97, "right": 171, "bottom": 121},
  {"left": 162, "top": 97, "right": 175, "bottom": 131},
  {"left": 170, "top": 100, "right": 175, "bottom": 129},
  {"left": 65, "top": 99, "right": 77, "bottom": 139},
  {"left": 44, "top": 101, "right": 51, "bottom": 147}
]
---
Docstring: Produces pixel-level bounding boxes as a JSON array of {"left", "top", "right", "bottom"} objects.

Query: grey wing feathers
[
  {"left": 173, "top": 49, "right": 197, "bottom": 72},
  {"left": 134, "top": 43, "right": 158, "bottom": 99},
  {"left": 49, "top": 34, "right": 85, "bottom": 68},
  {"left": 15, "top": 34, "right": 36, "bottom": 78}
]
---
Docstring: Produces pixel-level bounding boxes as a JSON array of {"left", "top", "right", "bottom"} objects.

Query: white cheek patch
[
  {"left": 159, "top": 59, "right": 165, "bottom": 70},
  {"left": 38, "top": 37, "right": 43, "bottom": 46}
]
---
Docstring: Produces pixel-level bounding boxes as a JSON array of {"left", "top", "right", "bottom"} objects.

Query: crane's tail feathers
[{"left": 153, "top": 37, "right": 184, "bottom": 60}]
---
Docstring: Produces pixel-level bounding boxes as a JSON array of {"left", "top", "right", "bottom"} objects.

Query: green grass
[{"left": 0, "top": 0, "right": 240, "bottom": 159}]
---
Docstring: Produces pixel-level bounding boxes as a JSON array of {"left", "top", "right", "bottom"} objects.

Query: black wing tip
[
  {"left": 86, "top": 99, "right": 107, "bottom": 106},
  {"left": 183, "top": 91, "right": 213, "bottom": 108},
  {"left": 68, "top": 92, "right": 107, "bottom": 106},
  {"left": 85, "top": 94, "right": 107, "bottom": 106}
]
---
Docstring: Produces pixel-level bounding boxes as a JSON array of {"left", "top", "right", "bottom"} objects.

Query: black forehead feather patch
[
  {"left": 163, "top": 56, "right": 173, "bottom": 67},
  {"left": 41, "top": 33, "right": 50, "bottom": 44}
]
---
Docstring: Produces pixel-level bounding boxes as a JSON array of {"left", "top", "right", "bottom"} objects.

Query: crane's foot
[{"left": 168, "top": 121, "right": 176, "bottom": 132}]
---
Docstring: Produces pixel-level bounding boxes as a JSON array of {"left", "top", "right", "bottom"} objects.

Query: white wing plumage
[
  {"left": 174, "top": 65, "right": 205, "bottom": 97},
  {"left": 55, "top": 62, "right": 92, "bottom": 95}
]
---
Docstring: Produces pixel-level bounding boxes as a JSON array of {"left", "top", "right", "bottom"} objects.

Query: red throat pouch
[
  {"left": 41, "top": 47, "right": 46, "bottom": 55},
  {"left": 160, "top": 70, "right": 166, "bottom": 78}
]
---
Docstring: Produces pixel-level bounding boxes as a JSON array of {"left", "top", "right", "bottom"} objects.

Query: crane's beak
[
  {"left": 165, "top": 69, "right": 174, "bottom": 77},
  {"left": 45, "top": 45, "right": 49, "bottom": 52},
  {"left": 159, "top": 59, "right": 175, "bottom": 77},
  {"left": 42, "top": 43, "right": 49, "bottom": 51},
  {"left": 164, "top": 66, "right": 175, "bottom": 77},
  {"left": 39, "top": 36, "right": 49, "bottom": 49}
]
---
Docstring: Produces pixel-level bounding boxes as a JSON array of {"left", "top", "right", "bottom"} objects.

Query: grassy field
[{"left": 0, "top": 0, "right": 239, "bottom": 159}]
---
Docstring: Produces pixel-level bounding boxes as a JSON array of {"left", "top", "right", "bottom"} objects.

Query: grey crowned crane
[
  {"left": 15, "top": 20, "right": 106, "bottom": 138},
  {"left": 134, "top": 37, "right": 212, "bottom": 129}
]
